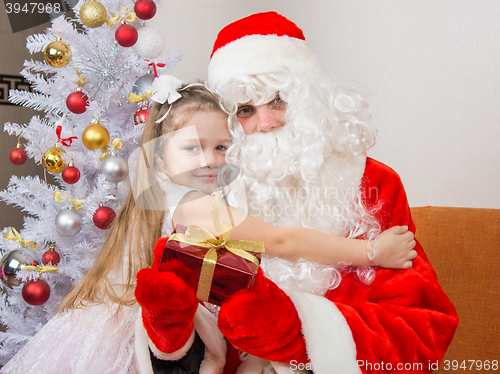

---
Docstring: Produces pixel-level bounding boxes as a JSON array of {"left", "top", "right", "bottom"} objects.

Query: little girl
[{"left": 0, "top": 79, "right": 415, "bottom": 374}]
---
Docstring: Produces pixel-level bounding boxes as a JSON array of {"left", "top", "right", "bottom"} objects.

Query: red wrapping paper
[{"left": 159, "top": 225, "right": 261, "bottom": 306}]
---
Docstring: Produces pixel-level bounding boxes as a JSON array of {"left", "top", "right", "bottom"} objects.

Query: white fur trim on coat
[
  {"left": 208, "top": 34, "right": 322, "bottom": 89},
  {"left": 287, "top": 292, "right": 362, "bottom": 374}
]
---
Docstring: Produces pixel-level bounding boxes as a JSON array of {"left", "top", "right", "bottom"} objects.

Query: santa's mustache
[{"left": 234, "top": 125, "right": 299, "bottom": 180}]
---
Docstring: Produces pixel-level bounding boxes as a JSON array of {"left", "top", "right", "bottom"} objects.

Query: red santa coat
[
  {"left": 220, "top": 157, "right": 458, "bottom": 374},
  {"left": 322, "top": 158, "right": 459, "bottom": 373}
]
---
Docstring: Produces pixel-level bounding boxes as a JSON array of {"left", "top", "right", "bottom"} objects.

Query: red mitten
[
  {"left": 135, "top": 238, "right": 199, "bottom": 354},
  {"left": 218, "top": 268, "right": 309, "bottom": 364}
]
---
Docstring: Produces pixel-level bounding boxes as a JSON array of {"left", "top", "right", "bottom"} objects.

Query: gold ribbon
[
  {"left": 53, "top": 191, "right": 85, "bottom": 210},
  {"left": 167, "top": 191, "right": 264, "bottom": 302},
  {"left": 3, "top": 228, "right": 40, "bottom": 251},
  {"left": 106, "top": 8, "right": 136, "bottom": 28},
  {"left": 100, "top": 138, "right": 123, "bottom": 161},
  {"left": 23, "top": 265, "right": 59, "bottom": 275},
  {"left": 127, "top": 89, "right": 153, "bottom": 103},
  {"left": 75, "top": 68, "right": 91, "bottom": 87}
]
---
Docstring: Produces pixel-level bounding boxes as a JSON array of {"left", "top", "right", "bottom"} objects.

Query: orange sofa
[{"left": 411, "top": 206, "right": 500, "bottom": 372}]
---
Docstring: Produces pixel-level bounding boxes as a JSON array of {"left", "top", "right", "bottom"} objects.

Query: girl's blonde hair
[{"left": 59, "top": 84, "right": 226, "bottom": 312}]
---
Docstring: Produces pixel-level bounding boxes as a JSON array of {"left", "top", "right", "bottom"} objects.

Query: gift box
[{"left": 159, "top": 224, "right": 264, "bottom": 306}]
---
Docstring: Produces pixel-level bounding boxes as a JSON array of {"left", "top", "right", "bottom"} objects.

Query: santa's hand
[
  {"left": 135, "top": 243, "right": 199, "bottom": 354},
  {"left": 218, "top": 268, "right": 309, "bottom": 364},
  {"left": 369, "top": 225, "right": 417, "bottom": 269}
]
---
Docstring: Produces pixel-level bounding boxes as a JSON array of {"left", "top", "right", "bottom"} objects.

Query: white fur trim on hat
[{"left": 208, "top": 34, "right": 321, "bottom": 89}]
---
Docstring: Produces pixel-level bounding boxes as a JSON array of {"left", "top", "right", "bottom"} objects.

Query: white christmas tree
[{"left": 0, "top": 0, "right": 180, "bottom": 364}]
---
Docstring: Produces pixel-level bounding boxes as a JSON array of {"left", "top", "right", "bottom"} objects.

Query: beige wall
[
  {"left": 0, "top": 4, "right": 47, "bottom": 230},
  {"left": 150, "top": 0, "right": 500, "bottom": 209}
]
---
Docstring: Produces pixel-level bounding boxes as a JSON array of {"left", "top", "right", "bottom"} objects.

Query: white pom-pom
[{"left": 133, "top": 26, "right": 165, "bottom": 58}]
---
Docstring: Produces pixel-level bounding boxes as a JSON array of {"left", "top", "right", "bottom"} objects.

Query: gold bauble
[
  {"left": 79, "top": 1, "right": 107, "bottom": 28},
  {"left": 44, "top": 40, "right": 72, "bottom": 68},
  {"left": 42, "top": 146, "right": 67, "bottom": 173},
  {"left": 82, "top": 123, "right": 110, "bottom": 150}
]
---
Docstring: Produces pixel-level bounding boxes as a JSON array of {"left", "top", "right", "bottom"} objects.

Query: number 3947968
[
  {"left": 442, "top": 360, "right": 498, "bottom": 371},
  {"left": 5, "top": 2, "right": 62, "bottom": 14}
]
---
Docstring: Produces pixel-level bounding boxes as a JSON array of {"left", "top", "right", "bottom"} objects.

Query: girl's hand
[{"left": 370, "top": 226, "right": 417, "bottom": 269}]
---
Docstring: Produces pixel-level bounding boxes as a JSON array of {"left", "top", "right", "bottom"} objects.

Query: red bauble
[
  {"left": 62, "top": 166, "right": 81, "bottom": 184},
  {"left": 9, "top": 147, "right": 28, "bottom": 165},
  {"left": 22, "top": 279, "right": 50, "bottom": 305},
  {"left": 93, "top": 206, "right": 116, "bottom": 229},
  {"left": 66, "top": 91, "right": 89, "bottom": 114},
  {"left": 134, "top": 0, "right": 156, "bottom": 20},
  {"left": 115, "top": 24, "right": 138, "bottom": 47},
  {"left": 133, "top": 104, "right": 150, "bottom": 125},
  {"left": 42, "top": 250, "right": 61, "bottom": 266}
]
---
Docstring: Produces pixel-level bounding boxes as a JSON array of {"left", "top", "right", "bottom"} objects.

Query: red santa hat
[{"left": 207, "top": 11, "right": 322, "bottom": 88}]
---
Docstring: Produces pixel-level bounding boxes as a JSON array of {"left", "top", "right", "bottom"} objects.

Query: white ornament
[
  {"left": 55, "top": 208, "right": 83, "bottom": 237},
  {"left": 133, "top": 26, "right": 165, "bottom": 58},
  {"left": 102, "top": 155, "right": 129, "bottom": 183}
]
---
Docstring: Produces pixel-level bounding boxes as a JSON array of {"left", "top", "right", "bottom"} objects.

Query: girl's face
[{"left": 165, "top": 110, "right": 231, "bottom": 194}]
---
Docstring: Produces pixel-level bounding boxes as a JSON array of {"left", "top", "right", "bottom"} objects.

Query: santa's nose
[{"left": 256, "top": 107, "right": 281, "bottom": 132}]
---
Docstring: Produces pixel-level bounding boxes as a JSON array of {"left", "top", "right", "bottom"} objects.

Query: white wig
[{"left": 210, "top": 70, "right": 382, "bottom": 294}]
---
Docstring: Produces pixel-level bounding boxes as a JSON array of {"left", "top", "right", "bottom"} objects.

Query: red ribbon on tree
[
  {"left": 56, "top": 126, "right": 78, "bottom": 147},
  {"left": 145, "top": 60, "right": 165, "bottom": 78}
]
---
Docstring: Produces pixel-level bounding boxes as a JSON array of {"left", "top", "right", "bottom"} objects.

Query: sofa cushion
[{"left": 411, "top": 206, "right": 500, "bottom": 368}]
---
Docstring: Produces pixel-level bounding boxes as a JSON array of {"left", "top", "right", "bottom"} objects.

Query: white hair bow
[{"left": 151, "top": 75, "right": 184, "bottom": 123}]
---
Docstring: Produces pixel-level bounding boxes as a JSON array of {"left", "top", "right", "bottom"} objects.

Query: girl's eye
[
  {"left": 184, "top": 146, "right": 200, "bottom": 152},
  {"left": 236, "top": 106, "right": 254, "bottom": 118},
  {"left": 215, "top": 145, "right": 228, "bottom": 152}
]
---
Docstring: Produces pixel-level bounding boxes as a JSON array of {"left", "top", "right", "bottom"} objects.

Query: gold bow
[
  {"left": 127, "top": 89, "right": 153, "bottom": 103},
  {"left": 106, "top": 8, "right": 136, "bottom": 28},
  {"left": 75, "top": 68, "right": 91, "bottom": 87},
  {"left": 168, "top": 191, "right": 264, "bottom": 302},
  {"left": 3, "top": 228, "right": 40, "bottom": 251},
  {"left": 53, "top": 191, "right": 85, "bottom": 210},
  {"left": 22, "top": 265, "right": 60, "bottom": 275},
  {"left": 100, "top": 138, "right": 123, "bottom": 161}
]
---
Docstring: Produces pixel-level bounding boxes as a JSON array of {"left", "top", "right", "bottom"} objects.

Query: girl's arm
[{"left": 173, "top": 192, "right": 416, "bottom": 269}]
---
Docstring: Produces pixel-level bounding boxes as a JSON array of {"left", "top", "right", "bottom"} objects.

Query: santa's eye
[
  {"left": 270, "top": 95, "right": 286, "bottom": 109},
  {"left": 236, "top": 105, "right": 254, "bottom": 118}
]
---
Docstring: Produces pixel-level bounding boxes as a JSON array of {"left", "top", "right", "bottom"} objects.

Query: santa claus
[{"left": 135, "top": 11, "right": 458, "bottom": 374}]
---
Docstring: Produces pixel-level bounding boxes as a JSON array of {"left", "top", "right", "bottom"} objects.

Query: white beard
[{"left": 226, "top": 123, "right": 375, "bottom": 295}]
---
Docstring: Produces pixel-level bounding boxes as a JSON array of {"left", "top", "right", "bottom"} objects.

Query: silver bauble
[
  {"left": 55, "top": 208, "right": 83, "bottom": 237},
  {"left": 1, "top": 248, "right": 38, "bottom": 289},
  {"left": 102, "top": 155, "right": 129, "bottom": 183},
  {"left": 132, "top": 74, "right": 154, "bottom": 96}
]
